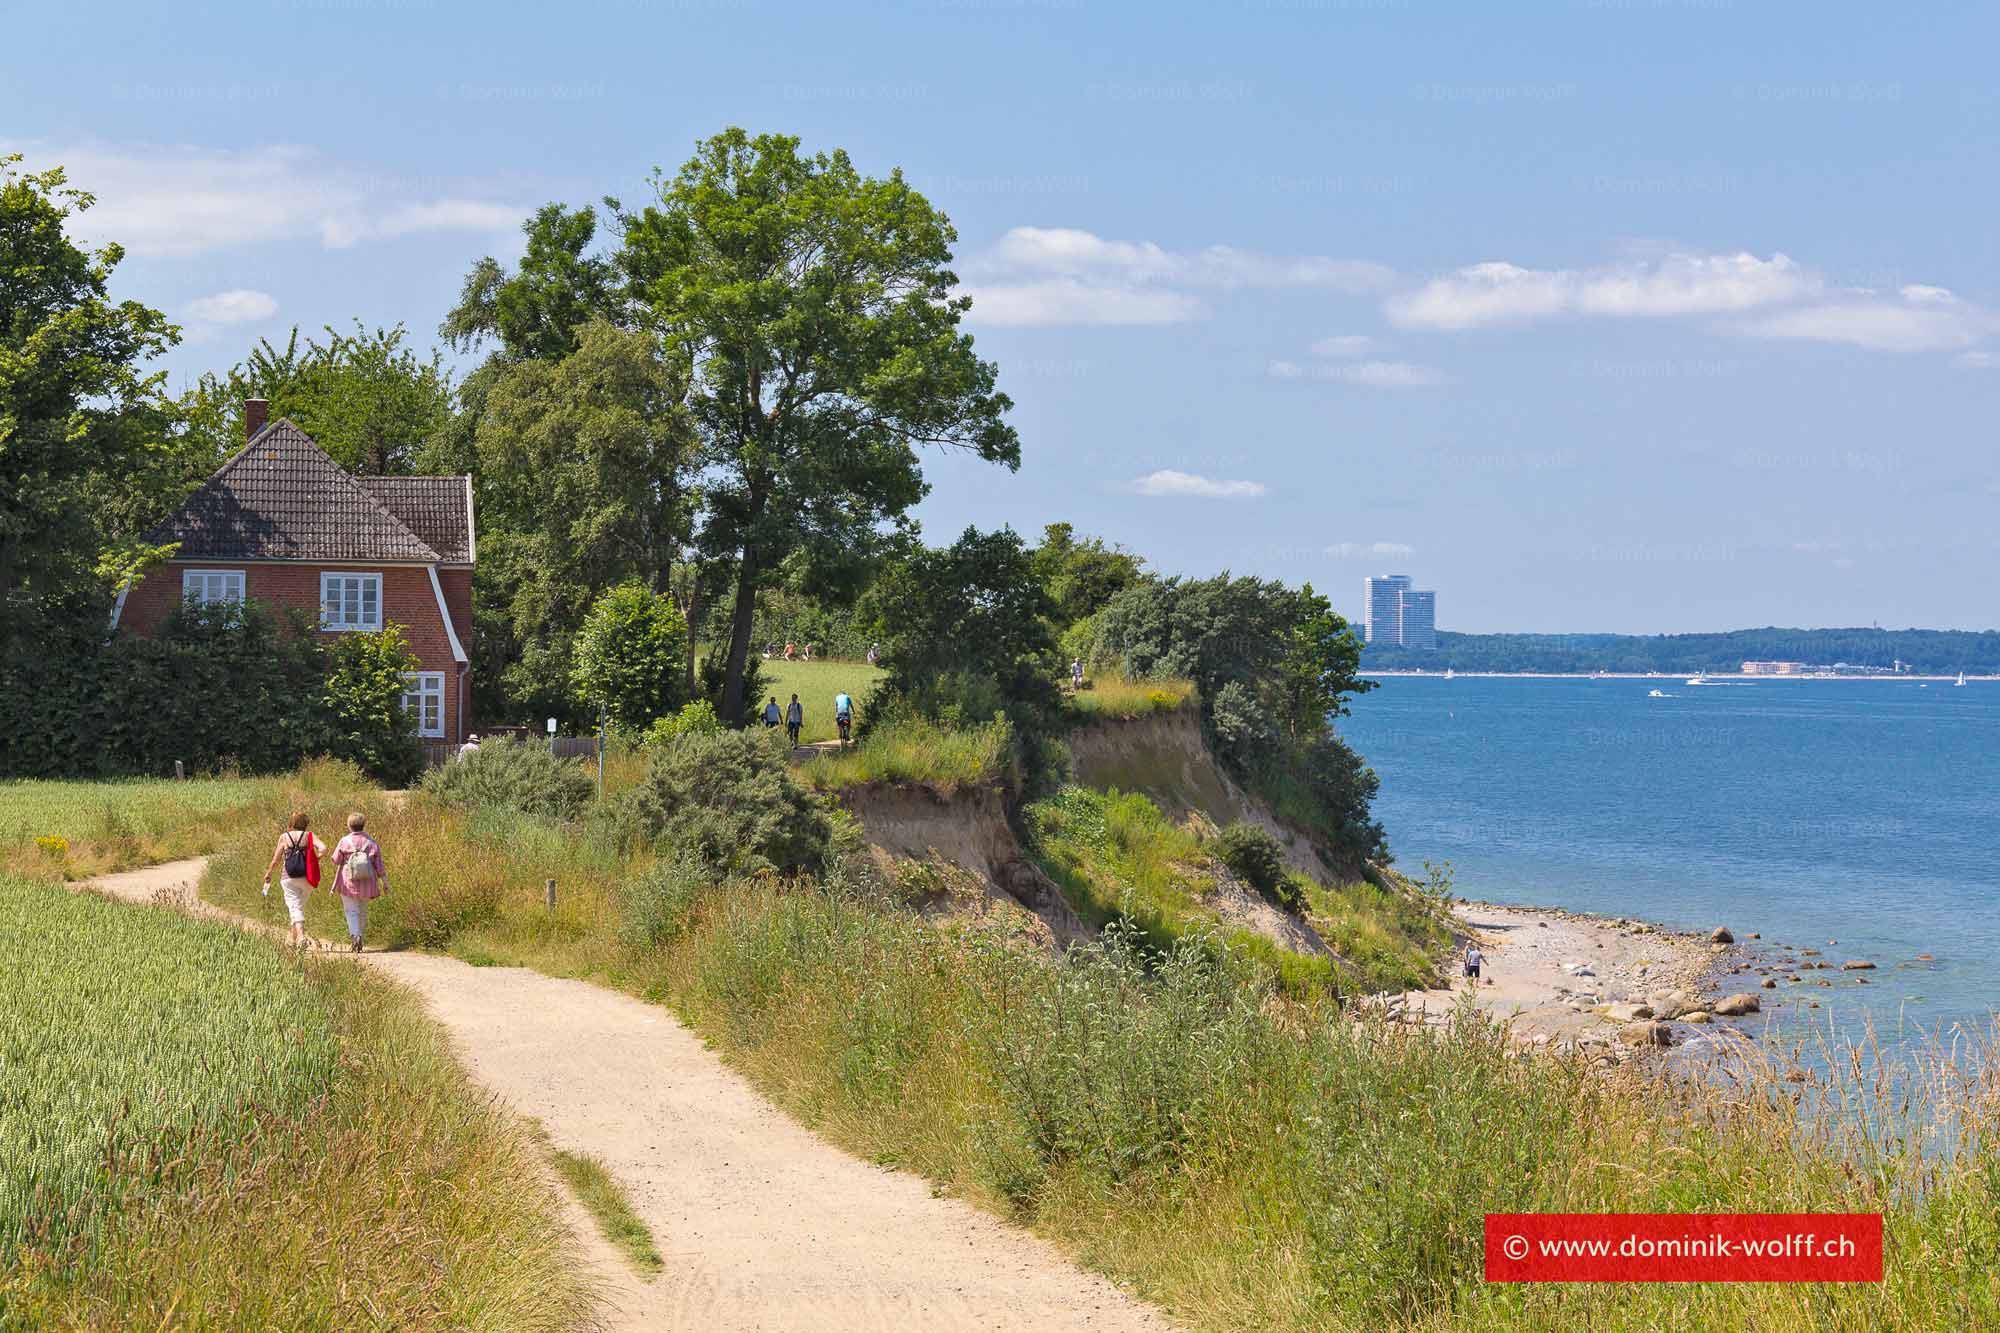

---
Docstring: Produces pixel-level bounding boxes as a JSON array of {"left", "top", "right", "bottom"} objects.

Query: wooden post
[
  {"left": 174, "top": 760, "right": 185, "bottom": 781},
  {"left": 545, "top": 878, "right": 556, "bottom": 911}
]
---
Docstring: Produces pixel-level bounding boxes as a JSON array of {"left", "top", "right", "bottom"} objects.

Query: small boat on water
[
  {"left": 1443, "top": 668, "right": 1454, "bottom": 680},
  {"left": 1685, "top": 673, "right": 1708, "bottom": 686},
  {"left": 1648, "top": 688, "right": 1669, "bottom": 698},
  {"left": 1957, "top": 672, "right": 1968, "bottom": 687}
]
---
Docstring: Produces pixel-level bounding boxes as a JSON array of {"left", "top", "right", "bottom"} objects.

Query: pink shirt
[{"left": 332, "top": 833, "right": 387, "bottom": 899}]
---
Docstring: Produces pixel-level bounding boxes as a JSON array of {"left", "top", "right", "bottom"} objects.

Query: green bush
[
  {"left": 419, "top": 740, "right": 595, "bottom": 820},
  {"left": 1214, "top": 821, "right": 1293, "bottom": 907},
  {"left": 322, "top": 624, "right": 427, "bottom": 787},
  {"left": 641, "top": 699, "right": 721, "bottom": 748},
  {"left": 571, "top": 582, "right": 689, "bottom": 730},
  {"left": 615, "top": 729, "right": 834, "bottom": 875}
]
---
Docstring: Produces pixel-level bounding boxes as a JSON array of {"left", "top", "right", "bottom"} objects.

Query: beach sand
[{"left": 1393, "top": 901, "right": 1737, "bottom": 1052}]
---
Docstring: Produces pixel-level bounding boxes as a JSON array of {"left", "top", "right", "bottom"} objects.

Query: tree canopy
[{"left": 618, "top": 128, "right": 1020, "bottom": 723}]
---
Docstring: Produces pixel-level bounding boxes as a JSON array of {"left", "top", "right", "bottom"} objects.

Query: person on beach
[
  {"left": 833, "top": 691, "right": 854, "bottom": 746},
  {"left": 785, "top": 693, "right": 803, "bottom": 747},
  {"left": 331, "top": 812, "right": 386, "bottom": 954},
  {"left": 1463, "top": 943, "right": 1485, "bottom": 987},
  {"left": 763, "top": 696, "right": 782, "bottom": 729},
  {"left": 263, "top": 810, "right": 322, "bottom": 948}
]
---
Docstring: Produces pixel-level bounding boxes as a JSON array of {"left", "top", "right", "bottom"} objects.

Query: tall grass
[
  {"left": 632, "top": 875, "right": 2000, "bottom": 1331},
  {"left": 0, "top": 771, "right": 316, "bottom": 883},
  {"left": 1064, "top": 674, "right": 1195, "bottom": 722},
  {"left": 796, "top": 713, "right": 1016, "bottom": 793},
  {"left": 0, "top": 886, "right": 593, "bottom": 1330}
]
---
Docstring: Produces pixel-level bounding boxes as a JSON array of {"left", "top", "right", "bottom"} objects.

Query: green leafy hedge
[{"left": 0, "top": 601, "right": 423, "bottom": 784}]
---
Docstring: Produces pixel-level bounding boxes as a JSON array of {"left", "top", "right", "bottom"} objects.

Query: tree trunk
[{"left": 719, "top": 547, "right": 759, "bottom": 726}]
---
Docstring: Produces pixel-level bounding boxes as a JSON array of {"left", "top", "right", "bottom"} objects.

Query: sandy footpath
[
  {"left": 1393, "top": 901, "right": 1730, "bottom": 1049},
  {"left": 81, "top": 859, "right": 1170, "bottom": 1333}
]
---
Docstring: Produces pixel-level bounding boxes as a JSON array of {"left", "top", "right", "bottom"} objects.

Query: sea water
[{"left": 1339, "top": 676, "right": 2000, "bottom": 1047}]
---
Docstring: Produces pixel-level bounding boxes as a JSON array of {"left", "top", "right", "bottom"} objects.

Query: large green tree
[
  {"left": 1029, "top": 522, "right": 1144, "bottom": 628},
  {"left": 441, "top": 202, "right": 624, "bottom": 366},
  {"left": 0, "top": 155, "right": 177, "bottom": 640},
  {"left": 618, "top": 128, "right": 1019, "bottom": 724},
  {"left": 176, "top": 322, "right": 452, "bottom": 476},
  {"left": 473, "top": 319, "right": 696, "bottom": 721}
]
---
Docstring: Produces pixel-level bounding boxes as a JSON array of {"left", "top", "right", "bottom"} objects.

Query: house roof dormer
[{"left": 145, "top": 418, "right": 471, "bottom": 565}]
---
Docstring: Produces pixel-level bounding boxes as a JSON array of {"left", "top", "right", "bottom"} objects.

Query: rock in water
[
  {"left": 1621, "top": 1021, "right": 1674, "bottom": 1047},
  {"left": 1841, "top": 959, "right": 1876, "bottom": 970},
  {"left": 1682, "top": 1011, "right": 1712, "bottom": 1024},
  {"left": 1761, "top": 978, "right": 1777, "bottom": 989},
  {"left": 1713, "top": 993, "right": 1762, "bottom": 1016},
  {"left": 1710, "top": 926, "right": 1735, "bottom": 943}
]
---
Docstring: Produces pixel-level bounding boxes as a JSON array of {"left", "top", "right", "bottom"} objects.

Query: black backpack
[{"left": 283, "top": 833, "right": 308, "bottom": 879}]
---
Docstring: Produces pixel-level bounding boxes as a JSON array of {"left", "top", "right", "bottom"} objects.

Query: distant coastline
[{"left": 1367, "top": 671, "right": 1993, "bottom": 681}]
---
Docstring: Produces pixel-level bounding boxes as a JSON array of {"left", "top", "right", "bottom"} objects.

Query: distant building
[
  {"left": 1364, "top": 574, "right": 1438, "bottom": 650},
  {"left": 1740, "top": 660, "right": 1807, "bottom": 675}
]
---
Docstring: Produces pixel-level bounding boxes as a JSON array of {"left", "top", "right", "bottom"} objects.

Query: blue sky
[{"left": 9, "top": 0, "right": 1997, "bottom": 632}]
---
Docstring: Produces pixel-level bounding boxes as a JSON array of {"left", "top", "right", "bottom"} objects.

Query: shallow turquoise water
[{"left": 1339, "top": 676, "right": 2000, "bottom": 1044}]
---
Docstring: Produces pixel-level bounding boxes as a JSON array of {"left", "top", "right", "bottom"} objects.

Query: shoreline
[
  {"left": 1366, "top": 670, "right": 1988, "bottom": 682},
  {"left": 1393, "top": 900, "right": 1752, "bottom": 1058}
]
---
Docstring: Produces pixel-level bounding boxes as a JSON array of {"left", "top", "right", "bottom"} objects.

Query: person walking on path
[
  {"left": 331, "top": 812, "right": 387, "bottom": 954},
  {"left": 1071, "top": 658, "right": 1085, "bottom": 691},
  {"left": 263, "top": 810, "right": 322, "bottom": 949},
  {"left": 785, "top": 694, "right": 804, "bottom": 748},
  {"left": 834, "top": 691, "right": 854, "bottom": 747},
  {"left": 763, "top": 696, "right": 782, "bottom": 729},
  {"left": 1463, "top": 942, "right": 1485, "bottom": 987}
]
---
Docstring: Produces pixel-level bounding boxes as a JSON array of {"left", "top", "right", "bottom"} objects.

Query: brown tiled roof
[
  {"left": 359, "top": 476, "right": 474, "bottom": 565},
  {"left": 146, "top": 420, "right": 471, "bottom": 565}
]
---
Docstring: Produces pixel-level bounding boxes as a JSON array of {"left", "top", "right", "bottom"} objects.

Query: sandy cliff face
[{"left": 1065, "top": 708, "right": 1361, "bottom": 883}]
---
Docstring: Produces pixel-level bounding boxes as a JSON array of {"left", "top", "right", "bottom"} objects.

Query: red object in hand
[{"left": 304, "top": 832, "right": 320, "bottom": 888}]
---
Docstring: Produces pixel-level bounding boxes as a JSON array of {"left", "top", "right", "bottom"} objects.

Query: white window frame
[
  {"left": 181, "top": 568, "right": 245, "bottom": 606},
  {"left": 319, "top": 572, "right": 383, "bottom": 631},
  {"left": 401, "top": 671, "right": 446, "bottom": 738}
]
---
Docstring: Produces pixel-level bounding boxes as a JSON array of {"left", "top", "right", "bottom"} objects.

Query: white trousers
[{"left": 342, "top": 896, "right": 368, "bottom": 942}]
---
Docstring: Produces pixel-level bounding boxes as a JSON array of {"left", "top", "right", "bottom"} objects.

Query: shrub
[
  {"left": 322, "top": 625, "right": 427, "bottom": 787},
  {"left": 420, "top": 740, "right": 595, "bottom": 820},
  {"left": 642, "top": 699, "right": 721, "bottom": 748},
  {"left": 571, "top": 582, "right": 689, "bottom": 730},
  {"left": 1215, "top": 821, "right": 1293, "bottom": 907},
  {"left": 615, "top": 729, "right": 834, "bottom": 874}
]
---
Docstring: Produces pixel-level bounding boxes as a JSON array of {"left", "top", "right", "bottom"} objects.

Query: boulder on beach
[
  {"left": 1603, "top": 1002, "right": 1653, "bottom": 1022},
  {"left": 1682, "top": 1011, "right": 1712, "bottom": 1024},
  {"left": 1646, "top": 988, "right": 1697, "bottom": 1020},
  {"left": 1713, "top": 993, "right": 1762, "bottom": 1016},
  {"left": 1710, "top": 926, "right": 1734, "bottom": 944},
  {"left": 1620, "top": 1021, "right": 1673, "bottom": 1047},
  {"left": 1841, "top": 959, "right": 1876, "bottom": 971}
]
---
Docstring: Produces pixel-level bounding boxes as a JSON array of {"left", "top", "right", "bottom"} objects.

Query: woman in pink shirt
[{"left": 331, "top": 811, "right": 387, "bottom": 953}]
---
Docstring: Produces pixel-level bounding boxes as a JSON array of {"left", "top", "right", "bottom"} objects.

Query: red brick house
[{"left": 113, "top": 400, "right": 476, "bottom": 745}]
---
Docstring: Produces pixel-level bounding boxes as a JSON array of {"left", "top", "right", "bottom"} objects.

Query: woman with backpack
[
  {"left": 331, "top": 812, "right": 387, "bottom": 953},
  {"left": 263, "top": 810, "right": 322, "bottom": 949}
]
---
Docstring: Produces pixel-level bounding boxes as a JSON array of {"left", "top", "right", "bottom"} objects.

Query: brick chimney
[{"left": 244, "top": 398, "right": 269, "bottom": 442}]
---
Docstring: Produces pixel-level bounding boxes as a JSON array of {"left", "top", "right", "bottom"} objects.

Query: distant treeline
[{"left": 1361, "top": 628, "right": 2000, "bottom": 675}]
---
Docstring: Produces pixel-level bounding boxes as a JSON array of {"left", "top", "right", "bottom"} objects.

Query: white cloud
[
  {"left": 1327, "top": 541, "right": 1416, "bottom": 558},
  {"left": 184, "top": 288, "right": 277, "bottom": 324},
  {"left": 1127, "top": 469, "right": 1266, "bottom": 499},
  {"left": 964, "top": 226, "right": 1391, "bottom": 327},
  {"left": 1386, "top": 251, "right": 1814, "bottom": 330},
  {"left": 8, "top": 141, "right": 525, "bottom": 256},
  {"left": 957, "top": 279, "right": 1199, "bottom": 327},
  {"left": 1733, "top": 286, "right": 1994, "bottom": 352},
  {"left": 1309, "top": 334, "right": 1373, "bottom": 358},
  {"left": 1267, "top": 357, "right": 1446, "bottom": 388},
  {"left": 1955, "top": 350, "right": 1998, "bottom": 369}
]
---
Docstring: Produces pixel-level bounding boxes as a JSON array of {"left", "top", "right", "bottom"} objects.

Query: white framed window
[
  {"left": 182, "top": 569, "right": 245, "bottom": 606},
  {"left": 320, "top": 572, "right": 383, "bottom": 631},
  {"left": 401, "top": 671, "right": 445, "bottom": 738}
]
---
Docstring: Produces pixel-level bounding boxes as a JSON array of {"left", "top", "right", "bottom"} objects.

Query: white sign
[{"left": 546, "top": 717, "right": 558, "bottom": 735}]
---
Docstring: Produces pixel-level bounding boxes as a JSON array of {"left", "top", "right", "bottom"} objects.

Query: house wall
[{"left": 120, "top": 561, "right": 473, "bottom": 742}]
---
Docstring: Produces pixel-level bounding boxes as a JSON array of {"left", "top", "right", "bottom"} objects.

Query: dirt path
[{"left": 81, "top": 859, "right": 1171, "bottom": 1333}]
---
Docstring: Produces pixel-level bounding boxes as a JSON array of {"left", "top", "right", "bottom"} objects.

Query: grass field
[
  {"left": 794, "top": 714, "right": 1016, "bottom": 792},
  {"left": 0, "top": 874, "right": 593, "bottom": 1329},
  {"left": 754, "top": 657, "right": 885, "bottom": 744},
  {"left": 0, "top": 774, "right": 295, "bottom": 883}
]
